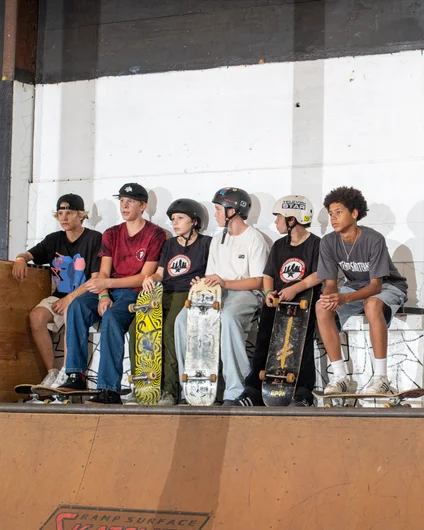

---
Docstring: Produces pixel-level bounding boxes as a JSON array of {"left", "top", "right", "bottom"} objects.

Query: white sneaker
[
  {"left": 122, "top": 390, "right": 139, "bottom": 406},
  {"left": 51, "top": 368, "right": 68, "bottom": 389},
  {"left": 324, "top": 377, "right": 357, "bottom": 395},
  {"left": 39, "top": 369, "right": 59, "bottom": 387},
  {"left": 157, "top": 392, "right": 176, "bottom": 406},
  {"left": 363, "top": 376, "right": 393, "bottom": 395}
]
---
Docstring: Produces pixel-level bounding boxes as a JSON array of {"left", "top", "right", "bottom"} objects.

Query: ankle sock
[
  {"left": 331, "top": 359, "right": 347, "bottom": 379},
  {"left": 374, "top": 358, "right": 387, "bottom": 377}
]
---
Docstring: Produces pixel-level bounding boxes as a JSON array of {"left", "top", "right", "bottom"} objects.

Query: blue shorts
[{"left": 336, "top": 283, "right": 407, "bottom": 329}]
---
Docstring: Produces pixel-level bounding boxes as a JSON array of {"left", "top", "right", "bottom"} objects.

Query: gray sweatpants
[{"left": 175, "top": 289, "right": 261, "bottom": 400}]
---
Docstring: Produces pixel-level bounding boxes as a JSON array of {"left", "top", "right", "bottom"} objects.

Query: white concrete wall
[{"left": 29, "top": 50, "right": 424, "bottom": 308}]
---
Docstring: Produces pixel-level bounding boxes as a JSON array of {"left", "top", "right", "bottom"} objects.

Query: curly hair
[{"left": 323, "top": 186, "right": 368, "bottom": 221}]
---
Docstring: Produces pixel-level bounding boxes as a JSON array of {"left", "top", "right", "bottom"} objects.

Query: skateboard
[
  {"left": 15, "top": 384, "right": 99, "bottom": 404},
  {"left": 313, "top": 388, "right": 424, "bottom": 408},
  {"left": 181, "top": 279, "right": 221, "bottom": 406},
  {"left": 260, "top": 288, "right": 313, "bottom": 407},
  {"left": 128, "top": 282, "right": 163, "bottom": 405}
]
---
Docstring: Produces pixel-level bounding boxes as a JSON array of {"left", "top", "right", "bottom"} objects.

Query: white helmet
[{"left": 272, "top": 195, "right": 313, "bottom": 225}]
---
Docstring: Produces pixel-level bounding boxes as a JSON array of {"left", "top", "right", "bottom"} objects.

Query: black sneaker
[
  {"left": 222, "top": 399, "right": 239, "bottom": 406},
  {"left": 58, "top": 373, "right": 86, "bottom": 391},
  {"left": 235, "top": 386, "right": 264, "bottom": 407},
  {"left": 289, "top": 396, "right": 312, "bottom": 407},
  {"left": 87, "top": 390, "right": 122, "bottom": 404}
]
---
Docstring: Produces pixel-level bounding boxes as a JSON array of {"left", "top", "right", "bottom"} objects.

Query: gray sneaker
[
  {"left": 51, "top": 368, "right": 68, "bottom": 388},
  {"left": 157, "top": 392, "right": 176, "bottom": 406},
  {"left": 122, "top": 390, "right": 139, "bottom": 406},
  {"left": 39, "top": 369, "right": 59, "bottom": 387}
]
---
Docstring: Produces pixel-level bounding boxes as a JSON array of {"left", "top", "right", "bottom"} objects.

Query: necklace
[{"left": 341, "top": 228, "right": 360, "bottom": 261}]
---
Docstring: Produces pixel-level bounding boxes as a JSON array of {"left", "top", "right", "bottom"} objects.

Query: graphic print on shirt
[
  {"left": 339, "top": 260, "right": 370, "bottom": 273},
  {"left": 167, "top": 254, "right": 192, "bottom": 276},
  {"left": 135, "top": 248, "right": 146, "bottom": 261},
  {"left": 51, "top": 253, "right": 86, "bottom": 293},
  {"left": 280, "top": 258, "right": 306, "bottom": 283}
]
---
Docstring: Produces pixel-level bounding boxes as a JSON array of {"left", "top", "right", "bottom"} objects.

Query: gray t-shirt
[{"left": 317, "top": 226, "right": 408, "bottom": 295}]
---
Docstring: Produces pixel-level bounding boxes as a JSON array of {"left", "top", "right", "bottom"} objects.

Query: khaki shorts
[{"left": 35, "top": 296, "right": 65, "bottom": 333}]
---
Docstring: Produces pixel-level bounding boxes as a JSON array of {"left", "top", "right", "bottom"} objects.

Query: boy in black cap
[
  {"left": 12, "top": 193, "right": 102, "bottom": 388},
  {"left": 60, "top": 183, "right": 166, "bottom": 404}
]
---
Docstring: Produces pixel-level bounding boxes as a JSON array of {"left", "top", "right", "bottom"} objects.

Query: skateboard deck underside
[
  {"left": 133, "top": 284, "right": 163, "bottom": 405},
  {"left": 184, "top": 282, "right": 221, "bottom": 406},
  {"left": 262, "top": 289, "right": 313, "bottom": 407},
  {"left": 313, "top": 388, "right": 424, "bottom": 401}
]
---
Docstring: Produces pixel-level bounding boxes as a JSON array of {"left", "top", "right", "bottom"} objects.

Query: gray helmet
[
  {"left": 212, "top": 187, "right": 252, "bottom": 220},
  {"left": 166, "top": 198, "right": 206, "bottom": 230},
  {"left": 273, "top": 195, "right": 313, "bottom": 225}
]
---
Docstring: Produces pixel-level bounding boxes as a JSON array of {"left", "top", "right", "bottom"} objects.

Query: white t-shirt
[{"left": 206, "top": 226, "right": 269, "bottom": 281}]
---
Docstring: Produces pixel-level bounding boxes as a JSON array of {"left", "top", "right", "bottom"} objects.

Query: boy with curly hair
[{"left": 316, "top": 186, "right": 408, "bottom": 395}]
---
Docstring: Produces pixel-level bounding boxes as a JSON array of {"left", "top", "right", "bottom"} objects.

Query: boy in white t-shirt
[{"left": 174, "top": 187, "right": 269, "bottom": 405}]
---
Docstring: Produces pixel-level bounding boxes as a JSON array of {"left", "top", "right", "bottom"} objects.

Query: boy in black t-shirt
[
  {"left": 12, "top": 194, "right": 102, "bottom": 387},
  {"left": 235, "top": 195, "right": 322, "bottom": 407},
  {"left": 140, "top": 198, "right": 211, "bottom": 405}
]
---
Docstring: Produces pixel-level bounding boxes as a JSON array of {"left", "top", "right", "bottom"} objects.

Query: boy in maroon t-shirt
[{"left": 60, "top": 183, "right": 166, "bottom": 404}]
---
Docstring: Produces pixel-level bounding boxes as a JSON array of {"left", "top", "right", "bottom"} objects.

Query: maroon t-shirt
[{"left": 99, "top": 221, "right": 166, "bottom": 291}]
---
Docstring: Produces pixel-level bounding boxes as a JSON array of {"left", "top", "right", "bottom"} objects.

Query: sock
[
  {"left": 332, "top": 359, "right": 347, "bottom": 379},
  {"left": 374, "top": 358, "right": 387, "bottom": 377}
]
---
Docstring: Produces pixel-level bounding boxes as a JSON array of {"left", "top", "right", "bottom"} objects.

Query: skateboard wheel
[
  {"left": 402, "top": 403, "right": 412, "bottom": 408},
  {"left": 299, "top": 300, "right": 308, "bottom": 310},
  {"left": 212, "top": 301, "right": 220, "bottom": 310},
  {"left": 272, "top": 297, "right": 279, "bottom": 308},
  {"left": 324, "top": 403, "right": 333, "bottom": 408},
  {"left": 128, "top": 303, "right": 136, "bottom": 313},
  {"left": 259, "top": 370, "right": 266, "bottom": 381},
  {"left": 181, "top": 374, "right": 188, "bottom": 383},
  {"left": 128, "top": 375, "right": 134, "bottom": 384},
  {"left": 63, "top": 400, "right": 71, "bottom": 405},
  {"left": 286, "top": 373, "right": 296, "bottom": 384},
  {"left": 384, "top": 403, "right": 393, "bottom": 408},
  {"left": 44, "top": 399, "right": 51, "bottom": 404},
  {"left": 184, "top": 300, "right": 192, "bottom": 309},
  {"left": 210, "top": 374, "right": 217, "bottom": 383},
  {"left": 150, "top": 299, "right": 159, "bottom": 309},
  {"left": 147, "top": 372, "right": 157, "bottom": 380}
]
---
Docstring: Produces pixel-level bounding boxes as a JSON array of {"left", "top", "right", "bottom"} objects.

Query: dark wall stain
[
  {"left": 0, "top": 81, "right": 12, "bottom": 259},
  {"left": 36, "top": 0, "right": 424, "bottom": 84}
]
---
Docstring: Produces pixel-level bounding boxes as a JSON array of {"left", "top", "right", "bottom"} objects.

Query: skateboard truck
[
  {"left": 185, "top": 299, "right": 220, "bottom": 310},
  {"left": 128, "top": 372, "right": 157, "bottom": 383},
  {"left": 272, "top": 297, "right": 308, "bottom": 310},
  {"left": 128, "top": 299, "right": 160, "bottom": 313},
  {"left": 181, "top": 371, "right": 217, "bottom": 383},
  {"left": 259, "top": 370, "right": 296, "bottom": 384}
]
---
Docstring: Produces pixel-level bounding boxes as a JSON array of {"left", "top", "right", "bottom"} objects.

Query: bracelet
[
  {"left": 99, "top": 293, "right": 110, "bottom": 300},
  {"left": 15, "top": 257, "right": 26, "bottom": 262},
  {"left": 264, "top": 289, "right": 273, "bottom": 296}
]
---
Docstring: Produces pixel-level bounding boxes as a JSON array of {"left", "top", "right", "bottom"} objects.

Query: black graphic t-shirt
[
  {"left": 158, "top": 234, "right": 212, "bottom": 293},
  {"left": 263, "top": 233, "right": 321, "bottom": 296},
  {"left": 28, "top": 228, "right": 102, "bottom": 298}
]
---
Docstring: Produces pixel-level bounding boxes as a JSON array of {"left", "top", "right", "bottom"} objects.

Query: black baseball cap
[
  {"left": 56, "top": 193, "right": 85, "bottom": 211},
  {"left": 113, "top": 183, "right": 148, "bottom": 203}
]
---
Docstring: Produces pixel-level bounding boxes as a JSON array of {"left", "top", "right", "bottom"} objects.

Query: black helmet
[
  {"left": 212, "top": 187, "right": 252, "bottom": 220},
  {"left": 166, "top": 198, "right": 206, "bottom": 230}
]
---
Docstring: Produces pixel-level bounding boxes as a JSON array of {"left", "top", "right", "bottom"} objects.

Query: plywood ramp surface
[
  {"left": 0, "top": 260, "right": 50, "bottom": 400},
  {"left": 1, "top": 412, "right": 423, "bottom": 530}
]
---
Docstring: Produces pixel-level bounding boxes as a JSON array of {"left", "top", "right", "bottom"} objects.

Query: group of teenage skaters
[{"left": 12, "top": 183, "right": 408, "bottom": 406}]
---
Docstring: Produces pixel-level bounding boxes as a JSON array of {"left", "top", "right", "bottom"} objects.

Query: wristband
[
  {"left": 15, "top": 257, "right": 26, "bottom": 262},
  {"left": 264, "top": 289, "right": 273, "bottom": 297},
  {"left": 99, "top": 293, "right": 110, "bottom": 300}
]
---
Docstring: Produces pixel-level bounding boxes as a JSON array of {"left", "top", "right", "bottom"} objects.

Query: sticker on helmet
[
  {"left": 168, "top": 254, "right": 192, "bottom": 276},
  {"left": 304, "top": 215, "right": 310, "bottom": 222},
  {"left": 282, "top": 200, "right": 306, "bottom": 210},
  {"left": 280, "top": 258, "right": 306, "bottom": 283},
  {"left": 240, "top": 201, "right": 247, "bottom": 207}
]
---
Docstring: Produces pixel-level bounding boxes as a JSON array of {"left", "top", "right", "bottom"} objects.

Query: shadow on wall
[
  {"left": 367, "top": 202, "right": 417, "bottom": 306},
  {"left": 405, "top": 200, "right": 424, "bottom": 307},
  {"left": 250, "top": 193, "right": 275, "bottom": 248},
  {"left": 316, "top": 206, "right": 329, "bottom": 236},
  {"left": 87, "top": 199, "right": 119, "bottom": 233},
  {"left": 147, "top": 187, "right": 173, "bottom": 239}
]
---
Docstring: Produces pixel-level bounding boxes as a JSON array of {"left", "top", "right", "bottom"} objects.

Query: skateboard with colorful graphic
[
  {"left": 260, "top": 288, "right": 313, "bottom": 406},
  {"left": 313, "top": 388, "right": 424, "bottom": 408},
  {"left": 181, "top": 280, "right": 221, "bottom": 406},
  {"left": 128, "top": 282, "right": 163, "bottom": 405}
]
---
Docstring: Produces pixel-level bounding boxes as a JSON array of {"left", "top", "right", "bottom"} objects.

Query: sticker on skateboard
[
  {"left": 182, "top": 279, "right": 221, "bottom": 406},
  {"left": 260, "top": 288, "right": 313, "bottom": 406},
  {"left": 313, "top": 388, "right": 424, "bottom": 408},
  {"left": 128, "top": 282, "right": 163, "bottom": 405}
]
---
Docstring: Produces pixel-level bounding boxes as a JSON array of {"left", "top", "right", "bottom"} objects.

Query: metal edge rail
[{"left": 1, "top": 403, "right": 424, "bottom": 418}]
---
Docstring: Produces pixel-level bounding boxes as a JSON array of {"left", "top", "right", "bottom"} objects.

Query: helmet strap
[
  {"left": 221, "top": 209, "right": 239, "bottom": 244},
  {"left": 285, "top": 217, "right": 298, "bottom": 245},
  {"left": 180, "top": 225, "right": 195, "bottom": 253}
]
